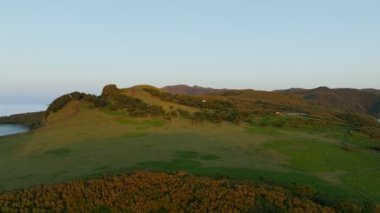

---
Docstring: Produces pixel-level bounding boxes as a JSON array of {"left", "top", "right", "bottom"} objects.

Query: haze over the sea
[{"left": 0, "top": 105, "right": 47, "bottom": 117}]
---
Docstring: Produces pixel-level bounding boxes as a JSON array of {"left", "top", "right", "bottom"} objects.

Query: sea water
[
  {"left": 0, "top": 124, "right": 29, "bottom": 137},
  {"left": 0, "top": 104, "right": 47, "bottom": 137}
]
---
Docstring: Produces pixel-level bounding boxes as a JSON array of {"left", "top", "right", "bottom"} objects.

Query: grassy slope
[
  {"left": 1, "top": 100, "right": 380, "bottom": 203},
  {"left": 120, "top": 85, "right": 198, "bottom": 112}
]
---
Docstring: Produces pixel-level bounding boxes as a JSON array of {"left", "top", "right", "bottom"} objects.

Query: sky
[{"left": 0, "top": 0, "right": 379, "bottom": 104}]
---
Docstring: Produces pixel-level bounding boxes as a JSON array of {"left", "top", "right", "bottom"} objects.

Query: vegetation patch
[
  {"left": 253, "top": 115, "right": 312, "bottom": 128},
  {"left": 46, "top": 92, "right": 106, "bottom": 117},
  {"left": 0, "top": 171, "right": 345, "bottom": 212},
  {"left": 246, "top": 125, "right": 283, "bottom": 136},
  {"left": 137, "top": 159, "right": 203, "bottom": 171},
  {"left": 144, "top": 88, "right": 235, "bottom": 110},
  {"left": 117, "top": 118, "right": 166, "bottom": 128},
  {"left": 42, "top": 148, "right": 71, "bottom": 156},
  {"left": 143, "top": 119, "right": 167, "bottom": 127},
  {"left": 369, "top": 146, "right": 380, "bottom": 152},
  {"left": 124, "top": 132, "right": 148, "bottom": 138},
  {"left": 0, "top": 111, "right": 45, "bottom": 129},
  {"left": 200, "top": 154, "right": 220, "bottom": 161},
  {"left": 102, "top": 109, "right": 128, "bottom": 116},
  {"left": 175, "top": 150, "right": 199, "bottom": 159}
]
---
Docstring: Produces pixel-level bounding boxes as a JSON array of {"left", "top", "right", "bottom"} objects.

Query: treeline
[
  {"left": 190, "top": 109, "right": 246, "bottom": 124},
  {"left": 335, "top": 112, "right": 379, "bottom": 127},
  {"left": 46, "top": 90, "right": 165, "bottom": 118},
  {"left": 0, "top": 171, "right": 361, "bottom": 213},
  {"left": 101, "top": 85, "right": 165, "bottom": 116},
  {"left": 106, "top": 94, "right": 165, "bottom": 117},
  {"left": 46, "top": 92, "right": 107, "bottom": 117},
  {"left": 144, "top": 88, "right": 255, "bottom": 124},
  {"left": 46, "top": 87, "right": 250, "bottom": 124},
  {"left": 335, "top": 112, "right": 380, "bottom": 140},
  {"left": 254, "top": 115, "right": 314, "bottom": 128},
  {"left": 0, "top": 111, "right": 45, "bottom": 129}
]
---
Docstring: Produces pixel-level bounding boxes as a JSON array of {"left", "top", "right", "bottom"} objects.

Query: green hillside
[{"left": 1, "top": 84, "right": 380, "bottom": 210}]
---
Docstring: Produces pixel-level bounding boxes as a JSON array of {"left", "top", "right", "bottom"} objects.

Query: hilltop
[{"left": 0, "top": 84, "right": 380, "bottom": 211}]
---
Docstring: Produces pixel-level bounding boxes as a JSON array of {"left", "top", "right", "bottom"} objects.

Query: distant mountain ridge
[{"left": 162, "top": 84, "right": 380, "bottom": 118}]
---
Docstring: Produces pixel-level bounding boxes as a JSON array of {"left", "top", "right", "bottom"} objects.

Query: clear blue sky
[{"left": 0, "top": 0, "right": 379, "bottom": 104}]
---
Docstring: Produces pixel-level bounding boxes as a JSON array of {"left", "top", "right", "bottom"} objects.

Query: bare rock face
[{"left": 102, "top": 84, "right": 120, "bottom": 96}]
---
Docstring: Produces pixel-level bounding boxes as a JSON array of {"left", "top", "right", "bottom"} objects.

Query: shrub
[
  {"left": 101, "top": 84, "right": 120, "bottom": 96},
  {"left": 143, "top": 88, "right": 235, "bottom": 111},
  {"left": 108, "top": 94, "right": 165, "bottom": 117},
  {"left": 46, "top": 92, "right": 108, "bottom": 117},
  {"left": 0, "top": 171, "right": 337, "bottom": 212}
]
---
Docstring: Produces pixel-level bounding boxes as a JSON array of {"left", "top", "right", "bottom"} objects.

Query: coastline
[{"left": 0, "top": 124, "right": 29, "bottom": 137}]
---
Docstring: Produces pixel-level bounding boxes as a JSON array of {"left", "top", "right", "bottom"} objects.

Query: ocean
[
  {"left": 0, "top": 124, "right": 29, "bottom": 137},
  {"left": 0, "top": 105, "right": 47, "bottom": 137}
]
